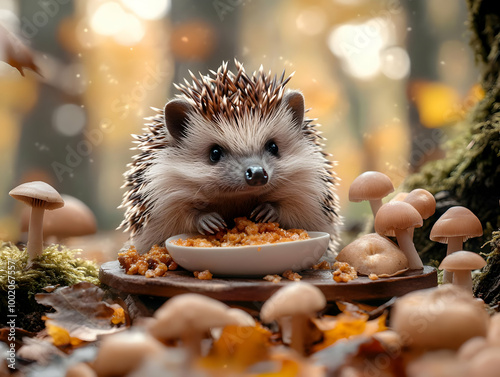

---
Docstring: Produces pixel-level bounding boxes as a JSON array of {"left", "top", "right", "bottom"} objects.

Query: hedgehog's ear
[
  {"left": 164, "top": 99, "right": 192, "bottom": 141},
  {"left": 282, "top": 91, "right": 305, "bottom": 129}
]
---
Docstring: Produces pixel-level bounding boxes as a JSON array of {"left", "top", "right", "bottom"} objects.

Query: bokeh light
[
  {"left": 52, "top": 104, "right": 86, "bottom": 137},
  {"left": 328, "top": 17, "right": 393, "bottom": 80},
  {"left": 380, "top": 46, "right": 410, "bottom": 80}
]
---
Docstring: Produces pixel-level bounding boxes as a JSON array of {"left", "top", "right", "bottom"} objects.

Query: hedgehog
[{"left": 119, "top": 60, "right": 341, "bottom": 256}]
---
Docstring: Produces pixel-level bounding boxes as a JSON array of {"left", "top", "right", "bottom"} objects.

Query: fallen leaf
[
  {"left": 312, "top": 313, "right": 387, "bottom": 352},
  {"left": 35, "top": 282, "right": 127, "bottom": 343},
  {"left": 0, "top": 24, "right": 42, "bottom": 76},
  {"left": 202, "top": 324, "right": 272, "bottom": 370},
  {"left": 44, "top": 320, "right": 84, "bottom": 348}
]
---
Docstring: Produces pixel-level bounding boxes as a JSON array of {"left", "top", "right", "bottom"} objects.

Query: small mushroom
[
  {"left": 336, "top": 233, "right": 408, "bottom": 276},
  {"left": 391, "top": 284, "right": 489, "bottom": 350},
  {"left": 403, "top": 189, "right": 436, "bottom": 220},
  {"left": 374, "top": 201, "right": 424, "bottom": 269},
  {"left": 20, "top": 194, "right": 97, "bottom": 243},
  {"left": 148, "top": 294, "right": 242, "bottom": 360},
  {"left": 260, "top": 282, "right": 326, "bottom": 355},
  {"left": 349, "top": 171, "right": 394, "bottom": 217},
  {"left": 9, "top": 181, "right": 64, "bottom": 261},
  {"left": 439, "top": 251, "right": 486, "bottom": 292},
  {"left": 92, "top": 330, "right": 164, "bottom": 377},
  {"left": 430, "top": 206, "right": 483, "bottom": 283}
]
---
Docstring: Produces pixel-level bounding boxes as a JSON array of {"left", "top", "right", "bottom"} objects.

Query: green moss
[{"left": 0, "top": 242, "right": 99, "bottom": 331}]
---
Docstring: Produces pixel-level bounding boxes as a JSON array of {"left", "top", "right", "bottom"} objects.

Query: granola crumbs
[
  {"left": 369, "top": 273, "right": 379, "bottom": 281},
  {"left": 194, "top": 270, "right": 213, "bottom": 280},
  {"left": 313, "top": 260, "right": 332, "bottom": 270},
  {"left": 263, "top": 274, "right": 282, "bottom": 283},
  {"left": 282, "top": 269, "right": 302, "bottom": 281},
  {"left": 332, "top": 261, "right": 357, "bottom": 283},
  {"left": 118, "top": 245, "right": 177, "bottom": 278}
]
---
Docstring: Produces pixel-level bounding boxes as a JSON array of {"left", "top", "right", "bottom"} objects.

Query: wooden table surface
[{"left": 100, "top": 261, "right": 438, "bottom": 302}]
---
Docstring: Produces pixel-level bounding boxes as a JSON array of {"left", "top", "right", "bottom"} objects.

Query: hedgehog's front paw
[
  {"left": 251, "top": 203, "right": 279, "bottom": 223},
  {"left": 196, "top": 212, "right": 227, "bottom": 234}
]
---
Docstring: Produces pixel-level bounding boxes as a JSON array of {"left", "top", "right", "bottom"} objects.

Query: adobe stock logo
[{"left": 21, "top": 0, "right": 71, "bottom": 39}]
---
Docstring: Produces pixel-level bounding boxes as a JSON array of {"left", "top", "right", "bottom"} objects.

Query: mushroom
[
  {"left": 20, "top": 194, "right": 97, "bottom": 243},
  {"left": 374, "top": 201, "right": 424, "bottom": 269},
  {"left": 336, "top": 233, "right": 408, "bottom": 276},
  {"left": 439, "top": 251, "right": 486, "bottom": 292},
  {"left": 349, "top": 171, "right": 394, "bottom": 217},
  {"left": 9, "top": 181, "right": 64, "bottom": 261},
  {"left": 391, "top": 284, "right": 489, "bottom": 350},
  {"left": 260, "top": 282, "right": 326, "bottom": 355},
  {"left": 403, "top": 189, "right": 436, "bottom": 220},
  {"left": 430, "top": 206, "right": 483, "bottom": 283},
  {"left": 148, "top": 294, "right": 243, "bottom": 360},
  {"left": 92, "top": 330, "right": 164, "bottom": 377}
]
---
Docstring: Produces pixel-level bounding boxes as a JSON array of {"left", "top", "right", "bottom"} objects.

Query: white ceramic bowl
[{"left": 165, "top": 232, "right": 330, "bottom": 276}]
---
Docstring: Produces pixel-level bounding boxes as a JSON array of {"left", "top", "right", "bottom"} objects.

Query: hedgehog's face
[{"left": 162, "top": 91, "right": 318, "bottom": 198}]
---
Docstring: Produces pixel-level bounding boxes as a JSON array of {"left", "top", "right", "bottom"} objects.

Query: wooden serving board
[{"left": 99, "top": 261, "right": 437, "bottom": 302}]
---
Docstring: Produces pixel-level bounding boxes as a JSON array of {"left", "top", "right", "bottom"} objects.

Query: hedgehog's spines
[{"left": 120, "top": 60, "right": 339, "bottom": 247}]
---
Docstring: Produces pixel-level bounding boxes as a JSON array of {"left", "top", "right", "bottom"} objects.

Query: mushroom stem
[
  {"left": 369, "top": 199, "right": 383, "bottom": 217},
  {"left": 182, "top": 329, "right": 203, "bottom": 365},
  {"left": 290, "top": 314, "right": 307, "bottom": 355},
  {"left": 452, "top": 270, "right": 473, "bottom": 292},
  {"left": 443, "top": 237, "right": 464, "bottom": 283},
  {"left": 27, "top": 201, "right": 45, "bottom": 261},
  {"left": 394, "top": 229, "right": 423, "bottom": 269}
]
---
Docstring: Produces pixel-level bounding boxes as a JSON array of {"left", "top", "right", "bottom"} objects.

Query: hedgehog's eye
[
  {"left": 209, "top": 145, "right": 224, "bottom": 163},
  {"left": 265, "top": 140, "right": 279, "bottom": 156}
]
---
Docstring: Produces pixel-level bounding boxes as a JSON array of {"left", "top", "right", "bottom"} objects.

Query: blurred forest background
[{"left": 0, "top": 0, "right": 482, "bottom": 255}]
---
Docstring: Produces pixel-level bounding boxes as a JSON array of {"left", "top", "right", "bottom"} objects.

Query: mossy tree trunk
[{"left": 404, "top": 0, "right": 500, "bottom": 306}]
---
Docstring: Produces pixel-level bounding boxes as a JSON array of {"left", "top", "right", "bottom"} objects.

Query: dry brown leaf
[
  {"left": 35, "top": 282, "right": 127, "bottom": 343},
  {"left": 0, "top": 24, "right": 41, "bottom": 76}
]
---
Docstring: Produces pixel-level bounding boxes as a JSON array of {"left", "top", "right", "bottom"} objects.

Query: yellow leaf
[
  {"left": 256, "top": 359, "right": 300, "bottom": 377},
  {"left": 312, "top": 313, "right": 387, "bottom": 352},
  {"left": 110, "top": 304, "right": 126, "bottom": 325},
  {"left": 45, "top": 319, "right": 84, "bottom": 347},
  {"left": 201, "top": 324, "right": 272, "bottom": 371}
]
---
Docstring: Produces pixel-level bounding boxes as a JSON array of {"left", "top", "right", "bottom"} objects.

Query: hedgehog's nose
[{"left": 245, "top": 166, "right": 268, "bottom": 186}]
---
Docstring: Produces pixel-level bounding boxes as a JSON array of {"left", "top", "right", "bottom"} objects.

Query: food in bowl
[{"left": 172, "top": 217, "right": 309, "bottom": 247}]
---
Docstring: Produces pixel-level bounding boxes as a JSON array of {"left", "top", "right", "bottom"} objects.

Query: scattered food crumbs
[
  {"left": 118, "top": 245, "right": 177, "bottom": 278},
  {"left": 313, "top": 260, "right": 332, "bottom": 270},
  {"left": 282, "top": 269, "right": 302, "bottom": 281},
  {"left": 263, "top": 274, "right": 282, "bottom": 283},
  {"left": 369, "top": 273, "right": 379, "bottom": 281},
  {"left": 332, "top": 261, "right": 357, "bottom": 283},
  {"left": 194, "top": 270, "right": 213, "bottom": 280},
  {"left": 172, "top": 217, "right": 309, "bottom": 247}
]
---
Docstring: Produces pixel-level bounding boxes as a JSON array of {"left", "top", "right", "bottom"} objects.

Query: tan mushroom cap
[
  {"left": 403, "top": 189, "right": 436, "bottom": 219},
  {"left": 348, "top": 171, "right": 394, "bottom": 202},
  {"left": 20, "top": 195, "right": 96, "bottom": 239},
  {"left": 149, "top": 293, "right": 238, "bottom": 341},
  {"left": 9, "top": 181, "right": 64, "bottom": 210},
  {"left": 260, "top": 282, "right": 326, "bottom": 323},
  {"left": 93, "top": 331, "right": 164, "bottom": 377},
  {"left": 336, "top": 233, "right": 408, "bottom": 276},
  {"left": 439, "top": 251, "right": 486, "bottom": 271},
  {"left": 374, "top": 201, "right": 423, "bottom": 235},
  {"left": 391, "top": 284, "right": 489, "bottom": 350},
  {"left": 430, "top": 206, "right": 483, "bottom": 243}
]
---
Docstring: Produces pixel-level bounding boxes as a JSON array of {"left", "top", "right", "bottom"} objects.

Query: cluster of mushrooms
[
  {"left": 340, "top": 171, "right": 486, "bottom": 292},
  {"left": 9, "top": 181, "right": 97, "bottom": 262},
  {"left": 38, "top": 281, "right": 499, "bottom": 377}
]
